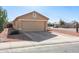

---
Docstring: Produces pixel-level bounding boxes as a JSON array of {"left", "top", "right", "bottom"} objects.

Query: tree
[
  {"left": 59, "top": 19, "right": 65, "bottom": 27},
  {"left": 0, "top": 6, "right": 8, "bottom": 32},
  {"left": 48, "top": 22, "right": 53, "bottom": 27}
]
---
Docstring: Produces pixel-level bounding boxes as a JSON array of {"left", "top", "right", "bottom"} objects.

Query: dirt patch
[
  {"left": 48, "top": 28, "right": 79, "bottom": 37},
  {"left": 0, "top": 28, "right": 32, "bottom": 42},
  {"left": 7, "top": 33, "right": 32, "bottom": 42}
]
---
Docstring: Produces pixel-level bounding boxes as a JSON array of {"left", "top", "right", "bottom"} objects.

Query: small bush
[
  {"left": 9, "top": 30, "right": 20, "bottom": 35},
  {"left": 0, "top": 29, "right": 3, "bottom": 33},
  {"left": 0, "top": 27, "right": 4, "bottom": 33}
]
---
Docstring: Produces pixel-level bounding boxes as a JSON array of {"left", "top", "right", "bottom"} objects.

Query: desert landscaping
[{"left": 0, "top": 6, "right": 79, "bottom": 52}]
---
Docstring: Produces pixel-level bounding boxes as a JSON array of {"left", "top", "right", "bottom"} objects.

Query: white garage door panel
[{"left": 22, "top": 21, "right": 45, "bottom": 31}]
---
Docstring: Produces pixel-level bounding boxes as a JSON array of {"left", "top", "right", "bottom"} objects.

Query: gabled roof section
[
  {"left": 32, "top": 11, "right": 49, "bottom": 19},
  {"left": 13, "top": 11, "right": 49, "bottom": 22}
]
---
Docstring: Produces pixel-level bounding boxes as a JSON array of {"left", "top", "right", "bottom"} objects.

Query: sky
[{"left": 3, "top": 6, "right": 79, "bottom": 23}]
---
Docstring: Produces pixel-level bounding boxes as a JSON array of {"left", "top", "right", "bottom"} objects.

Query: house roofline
[{"left": 13, "top": 11, "right": 49, "bottom": 22}]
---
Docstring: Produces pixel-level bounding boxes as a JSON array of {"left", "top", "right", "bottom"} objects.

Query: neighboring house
[{"left": 12, "top": 11, "right": 49, "bottom": 32}]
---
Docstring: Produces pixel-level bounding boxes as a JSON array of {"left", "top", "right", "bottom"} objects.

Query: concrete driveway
[
  {"left": 24, "top": 32, "right": 57, "bottom": 42},
  {"left": 24, "top": 31, "right": 79, "bottom": 43}
]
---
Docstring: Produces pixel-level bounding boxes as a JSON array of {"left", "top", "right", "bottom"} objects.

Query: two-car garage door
[{"left": 21, "top": 21, "right": 46, "bottom": 32}]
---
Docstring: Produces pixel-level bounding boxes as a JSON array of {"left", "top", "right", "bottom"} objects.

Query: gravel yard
[
  {"left": 48, "top": 27, "right": 79, "bottom": 36},
  {"left": 0, "top": 28, "right": 31, "bottom": 42}
]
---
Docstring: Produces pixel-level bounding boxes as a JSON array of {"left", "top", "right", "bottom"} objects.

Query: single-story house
[{"left": 12, "top": 11, "right": 49, "bottom": 32}]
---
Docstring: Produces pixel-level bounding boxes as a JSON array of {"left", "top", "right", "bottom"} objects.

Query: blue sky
[{"left": 3, "top": 6, "right": 79, "bottom": 23}]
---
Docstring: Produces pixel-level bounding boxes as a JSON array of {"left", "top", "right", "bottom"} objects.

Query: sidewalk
[{"left": 0, "top": 32, "right": 79, "bottom": 50}]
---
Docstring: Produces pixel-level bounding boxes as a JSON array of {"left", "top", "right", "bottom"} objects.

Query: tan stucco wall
[
  {"left": 13, "top": 19, "right": 47, "bottom": 32},
  {"left": 18, "top": 12, "right": 48, "bottom": 20},
  {"left": 13, "top": 20, "right": 21, "bottom": 30},
  {"left": 13, "top": 11, "right": 48, "bottom": 32}
]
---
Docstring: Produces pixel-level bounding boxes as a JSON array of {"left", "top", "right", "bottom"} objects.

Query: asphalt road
[{"left": 0, "top": 42, "right": 79, "bottom": 53}]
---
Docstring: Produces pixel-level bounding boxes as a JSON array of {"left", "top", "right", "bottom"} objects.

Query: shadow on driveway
[
  {"left": 7, "top": 28, "right": 58, "bottom": 42},
  {"left": 7, "top": 28, "right": 32, "bottom": 41},
  {"left": 25, "top": 32, "right": 58, "bottom": 42}
]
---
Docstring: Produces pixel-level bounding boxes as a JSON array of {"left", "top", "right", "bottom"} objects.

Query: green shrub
[
  {"left": 9, "top": 30, "right": 20, "bottom": 35},
  {"left": 0, "top": 29, "right": 3, "bottom": 33},
  {"left": 0, "top": 26, "right": 4, "bottom": 33}
]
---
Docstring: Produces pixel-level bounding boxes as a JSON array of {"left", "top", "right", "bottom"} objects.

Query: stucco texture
[{"left": 13, "top": 11, "right": 48, "bottom": 32}]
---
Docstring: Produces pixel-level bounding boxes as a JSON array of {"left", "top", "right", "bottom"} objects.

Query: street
[{"left": 0, "top": 42, "right": 79, "bottom": 53}]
